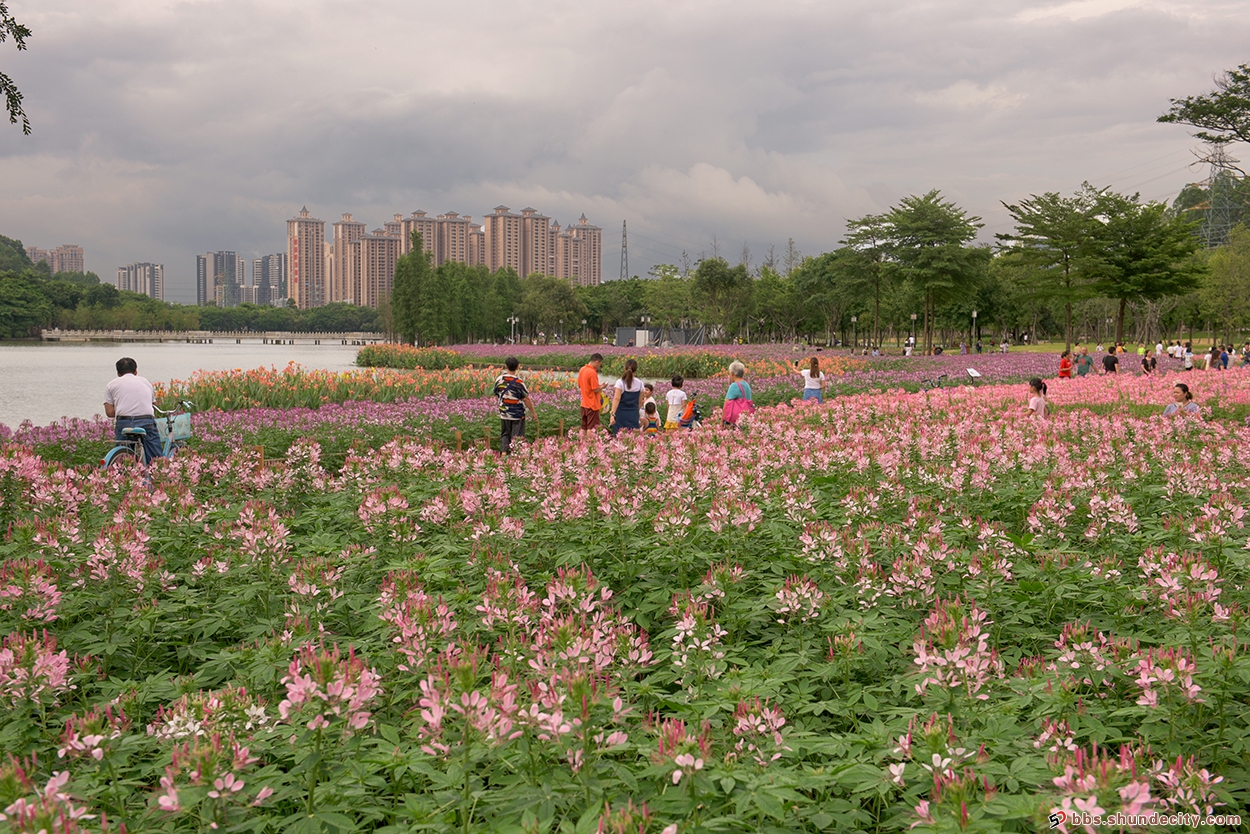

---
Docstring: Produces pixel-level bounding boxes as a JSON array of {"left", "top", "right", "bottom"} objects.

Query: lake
[{"left": 0, "top": 341, "right": 363, "bottom": 428}]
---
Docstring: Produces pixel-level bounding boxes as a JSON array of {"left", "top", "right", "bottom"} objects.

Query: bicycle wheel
[{"left": 103, "top": 446, "right": 141, "bottom": 468}]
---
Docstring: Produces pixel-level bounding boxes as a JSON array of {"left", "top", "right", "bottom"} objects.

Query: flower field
[{"left": 1, "top": 371, "right": 1249, "bottom": 832}]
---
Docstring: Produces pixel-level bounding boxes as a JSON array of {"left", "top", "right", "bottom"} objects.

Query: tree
[
  {"left": 793, "top": 251, "right": 849, "bottom": 345},
  {"left": 1159, "top": 64, "right": 1250, "bottom": 159},
  {"left": 887, "top": 191, "right": 989, "bottom": 354},
  {"left": 0, "top": 233, "right": 30, "bottom": 271},
  {"left": 692, "top": 258, "right": 751, "bottom": 341},
  {"left": 391, "top": 232, "right": 432, "bottom": 344},
  {"left": 643, "top": 264, "right": 692, "bottom": 329},
  {"left": 753, "top": 264, "right": 807, "bottom": 341},
  {"left": 0, "top": 2, "right": 31, "bottom": 134},
  {"left": 1201, "top": 224, "right": 1250, "bottom": 344},
  {"left": 518, "top": 273, "right": 585, "bottom": 337},
  {"left": 840, "top": 213, "right": 894, "bottom": 348},
  {"left": 998, "top": 184, "right": 1105, "bottom": 351},
  {"left": 1093, "top": 192, "right": 1205, "bottom": 344},
  {"left": 0, "top": 273, "right": 51, "bottom": 337}
]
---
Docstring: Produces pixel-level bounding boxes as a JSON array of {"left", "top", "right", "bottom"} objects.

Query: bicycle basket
[{"left": 158, "top": 413, "right": 193, "bottom": 443}]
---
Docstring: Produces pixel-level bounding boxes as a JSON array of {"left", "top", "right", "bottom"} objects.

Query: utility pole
[{"left": 620, "top": 220, "right": 629, "bottom": 281}]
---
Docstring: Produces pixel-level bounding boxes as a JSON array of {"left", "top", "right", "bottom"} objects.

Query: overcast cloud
[{"left": 0, "top": 0, "right": 1245, "bottom": 301}]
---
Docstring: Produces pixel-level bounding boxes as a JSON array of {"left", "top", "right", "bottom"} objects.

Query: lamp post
[
  {"left": 851, "top": 316, "right": 858, "bottom": 350},
  {"left": 971, "top": 310, "right": 977, "bottom": 346},
  {"left": 581, "top": 318, "right": 587, "bottom": 343},
  {"left": 508, "top": 315, "right": 519, "bottom": 344},
  {"left": 910, "top": 313, "right": 917, "bottom": 346}
]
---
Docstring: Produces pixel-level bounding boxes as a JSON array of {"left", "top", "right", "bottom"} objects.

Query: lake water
[{"left": 0, "top": 341, "right": 363, "bottom": 428}]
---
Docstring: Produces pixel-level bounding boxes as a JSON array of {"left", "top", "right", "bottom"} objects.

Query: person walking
[
  {"left": 1101, "top": 350, "right": 1118, "bottom": 375},
  {"left": 722, "top": 361, "right": 755, "bottom": 426},
  {"left": 493, "top": 356, "right": 537, "bottom": 455},
  {"left": 578, "top": 353, "right": 605, "bottom": 438},
  {"left": 608, "top": 359, "right": 643, "bottom": 436},
  {"left": 800, "top": 357, "right": 826, "bottom": 402},
  {"left": 665, "top": 376, "right": 688, "bottom": 431},
  {"left": 1183, "top": 342, "right": 1194, "bottom": 371},
  {"left": 104, "top": 357, "right": 163, "bottom": 463}
]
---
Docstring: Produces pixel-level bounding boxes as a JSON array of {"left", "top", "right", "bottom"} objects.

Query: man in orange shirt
[{"left": 578, "top": 353, "right": 605, "bottom": 438}]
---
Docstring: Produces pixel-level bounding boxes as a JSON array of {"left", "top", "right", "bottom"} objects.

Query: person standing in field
[
  {"left": 722, "top": 361, "right": 755, "bottom": 426},
  {"left": 1075, "top": 347, "right": 1094, "bottom": 378},
  {"left": 1102, "top": 350, "right": 1118, "bottom": 375},
  {"left": 1163, "top": 383, "right": 1200, "bottom": 416},
  {"left": 609, "top": 359, "right": 644, "bottom": 435},
  {"left": 1183, "top": 342, "right": 1194, "bottom": 371},
  {"left": 578, "top": 353, "right": 605, "bottom": 438},
  {"left": 492, "top": 356, "right": 537, "bottom": 455},
  {"left": 800, "top": 357, "right": 827, "bottom": 402},
  {"left": 665, "top": 376, "right": 688, "bottom": 431},
  {"left": 1058, "top": 350, "right": 1073, "bottom": 379},
  {"left": 1023, "top": 378, "right": 1048, "bottom": 419}
]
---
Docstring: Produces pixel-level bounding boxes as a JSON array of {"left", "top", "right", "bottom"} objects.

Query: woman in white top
[
  {"left": 608, "top": 359, "right": 644, "bottom": 435},
  {"left": 1023, "top": 377, "right": 1047, "bottom": 419},
  {"left": 799, "top": 357, "right": 827, "bottom": 403}
]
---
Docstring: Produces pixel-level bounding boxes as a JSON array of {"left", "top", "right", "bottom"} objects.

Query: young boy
[
  {"left": 665, "top": 376, "right": 688, "bottom": 431},
  {"left": 643, "top": 402, "right": 661, "bottom": 435},
  {"left": 492, "top": 356, "right": 537, "bottom": 454}
]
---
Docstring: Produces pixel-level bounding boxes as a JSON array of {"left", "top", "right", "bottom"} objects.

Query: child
[
  {"left": 665, "top": 376, "right": 688, "bottom": 431},
  {"left": 643, "top": 402, "right": 661, "bottom": 435},
  {"left": 1023, "top": 377, "right": 1047, "bottom": 419},
  {"left": 1058, "top": 350, "right": 1072, "bottom": 379},
  {"left": 641, "top": 383, "right": 657, "bottom": 417}
]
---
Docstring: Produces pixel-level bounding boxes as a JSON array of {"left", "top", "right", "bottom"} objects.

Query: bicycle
[
  {"left": 919, "top": 375, "right": 948, "bottom": 391},
  {"left": 102, "top": 401, "right": 196, "bottom": 468}
]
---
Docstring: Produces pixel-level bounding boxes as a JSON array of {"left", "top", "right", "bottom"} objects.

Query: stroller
[{"left": 677, "top": 395, "right": 703, "bottom": 430}]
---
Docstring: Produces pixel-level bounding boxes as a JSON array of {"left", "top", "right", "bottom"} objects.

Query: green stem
[{"left": 306, "top": 729, "right": 322, "bottom": 816}]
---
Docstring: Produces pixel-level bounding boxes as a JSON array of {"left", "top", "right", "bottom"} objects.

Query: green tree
[
  {"left": 691, "top": 258, "right": 751, "bottom": 341},
  {"left": 840, "top": 213, "right": 894, "bottom": 347},
  {"left": 0, "top": 2, "right": 31, "bottom": 134},
  {"left": 998, "top": 184, "right": 1106, "bottom": 351},
  {"left": 643, "top": 264, "right": 692, "bottom": 329},
  {"left": 0, "top": 234, "right": 30, "bottom": 271},
  {"left": 792, "top": 251, "right": 849, "bottom": 345},
  {"left": 1159, "top": 64, "right": 1250, "bottom": 153},
  {"left": 1201, "top": 224, "right": 1250, "bottom": 344},
  {"left": 0, "top": 272, "right": 51, "bottom": 337},
  {"left": 887, "top": 191, "right": 990, "bottom": 354},
  {"left": 391, "top": 232, "right": 432, "bottom": 344},
  {"left": 1093, "top": 192, "right": 1205, "bottom": 344},
  {"left": 518, "top": 273, "right": 586, "bottom": 338}
]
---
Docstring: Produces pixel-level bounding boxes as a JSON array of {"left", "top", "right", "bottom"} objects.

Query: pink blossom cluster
[
  {"left": 652, "top": 717, "right": 711, "bottom": 785},
  {"left": 597, "top": 799, "right": 678, "bottom": 834},
  {"left": 358, "top": 486, "right": 420, "bottom": 542},
  {"left": 1137, "top": 547, "right": 1223, "bottom": 620},
  {"left": 0, "top": 558, "right": 62, "bottom": 623},
  {"left": 521, "top": 668, "right": 630, "bottom": 772},
  {"left": 1083, "top": 493, "right": 1139, "bottom": 540},
  {"left": 730, "top": 698, "right": 788, "bottom": 767},
  {"left": 1047, "top": 744, "right": 1155, "bottom": 833},
  {"left": 58, "top": 705, "right": 130, "bottom": 762},
  {"left": 0, "top": 630, "right": 74, "bottom": 706},
  {"left": 668, "top": 593, "right": 727, "bottom": 692},
  {"left": 229, "top": 500, "right": 292, "bottom": 565},
  {"left": 0, "top": 766, "right": 97, "bottom": 833},
  {"left": 1131, "top": 646, "right": 1203, "bottom": 709},
  {"left": 773, "top": 575, "right": 825, "bottom": 624},
  {"left": 415, "top": 648, "right": 522, "bottom": 757},
  {"left": 1046, "top": 621, "right": 1132, "bottom": 693},
  {"left": 278, "top": 642, "right": 382, "bottom": 734},
  {"left": 913, "top": 597, "right": 1002, "bottom": 700},
  {"left": 80, "top": 522, "right": 174, "bottom": 596},
  {"left": 155, "top": 732, "right": 272, "bottom": 815}
]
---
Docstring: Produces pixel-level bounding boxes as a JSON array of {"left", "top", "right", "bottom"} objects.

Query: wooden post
[
  {"left": 484, "top": 424, "right": 491, "bottom": 451},
  {"left": 558, "top": 418, "right": 564, "bottom": 438},
  {"left": 455, "top": 430, "right": 463, "bottom": 452}
]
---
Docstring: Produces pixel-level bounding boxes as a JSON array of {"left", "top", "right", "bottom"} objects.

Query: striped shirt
[{"left": 493, "top": 373, "right": 529, "bottom": 420}]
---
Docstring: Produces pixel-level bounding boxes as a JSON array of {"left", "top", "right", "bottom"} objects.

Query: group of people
[{"left": 1057, "top": 340, "right": 1250, "bottom": 380}]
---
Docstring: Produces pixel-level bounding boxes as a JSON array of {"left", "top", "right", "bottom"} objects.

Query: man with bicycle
[{"left": 104, "top": 357, "right": 163, "bottom": 463}]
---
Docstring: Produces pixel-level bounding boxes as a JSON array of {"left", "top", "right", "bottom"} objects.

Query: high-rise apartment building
[
  {"left": 251, "top": 253, "right": 287, "bottom": 306},
  {"left": 569, "top": 214, "right": 602, "bottom": 286},
  {"left": 358, "top": 233, "right": 401, "bottom": 309},
  {"left": 116, "top": 263, "right": 164, "bottom": 299},
  {"left": 331, "top": 213, "right": 366, "bottom": 304},
  {"left": 519, "top": 207, "right": 553, "bottom": 279},
  {"left": 27, "top": 244, "right": 85, "bottom": 274},
  {"left": 485, "top": 206, "right": 523, "bottom": 274},
  {"left": 398, "top": 210, "right": 439, "bottom": 258},
  {"left": 195, "top": 251, "right": 247, "bottom": 307},
  {"left": 287, "top": 206, "right": 326, "bottom": 309}
]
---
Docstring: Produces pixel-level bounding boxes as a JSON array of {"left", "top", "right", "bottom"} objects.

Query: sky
[{"left": 0, "top": 0, "right": 1246, "bottom": 303}]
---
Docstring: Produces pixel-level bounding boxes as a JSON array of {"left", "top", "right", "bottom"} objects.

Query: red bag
[{"left": 722, "top": 382, "right": 755, "bottom": 425}]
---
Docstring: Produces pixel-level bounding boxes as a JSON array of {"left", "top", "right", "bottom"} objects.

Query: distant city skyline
[{"left": 3, "top": 2, "right": 1247, "bottom": 305}]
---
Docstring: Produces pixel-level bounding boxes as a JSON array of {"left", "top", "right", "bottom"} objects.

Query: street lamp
[
  {"left": 910, "top": 313, "right": 917, "bottom": 346},
  {"left": 508, "top": 315, "right": 519, "bottom": 344},
  {"left": 971, "top": 310, "right": 977, "bottom": 346},
  {"left": 851, "top": 316, "right": 858, "bottom": 350},
  {"left": 581, "top": 318, "right": 587, "bottom": 342}
]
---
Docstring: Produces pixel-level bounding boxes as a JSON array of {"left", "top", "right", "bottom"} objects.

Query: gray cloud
[{"left": 0, "top": 0, "right": 1244, "bottom": 301}]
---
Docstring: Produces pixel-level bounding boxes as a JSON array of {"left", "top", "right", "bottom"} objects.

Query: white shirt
[
  {"left": 800, "top": 369, "right": 826, "bottom": 390},
  {"left": 666, "top": 388, "right": 688, "bottom": 423},
  {"left": 1155, "top": 343, "right": 1163, "bottom": 355},
  {"left": 105, "top": 373, "right": 156, "bottom": 418}
]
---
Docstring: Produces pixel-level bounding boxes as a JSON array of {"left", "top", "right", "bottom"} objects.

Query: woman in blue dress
[{"left": 609, "top": 359, "right": 643, "bottom": 436}]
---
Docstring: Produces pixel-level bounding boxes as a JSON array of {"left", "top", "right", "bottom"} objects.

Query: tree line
[{"left": 0, "top": 237, "right": 381, "bottom": 338}]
